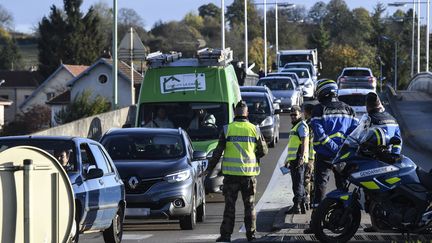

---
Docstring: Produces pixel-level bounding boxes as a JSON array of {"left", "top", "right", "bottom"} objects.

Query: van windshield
[
  {"left": 138, "top": 102, "right": 229, "bottom": 141},
  {"left": 279, "top": 54, "right": 313, "bottom": 67}
]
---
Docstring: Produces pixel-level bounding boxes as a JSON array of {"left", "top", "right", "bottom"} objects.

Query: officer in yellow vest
[
  {"left": 284, "top": 105, "right": 309, "bottom": 214},
  {"left": 208, "top": 100, "right": 268, "bottom": 242}
]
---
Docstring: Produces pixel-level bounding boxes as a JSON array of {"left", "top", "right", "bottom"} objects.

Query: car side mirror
[
  {"left": 86, "top": 168, "right": 104, "bottom": 179},
  {"left": 274, "top": 109, "right": 281, "bottom": 114},
  {"left": 193, "top": 151, "right": 207, "bottom": 161},
  {"left": 317, "top": 72, "right": 321, "bottom": 76}
]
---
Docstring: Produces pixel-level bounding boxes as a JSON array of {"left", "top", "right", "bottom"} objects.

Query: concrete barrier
[
  {"left": 408, "top": 72, "right": 432, "bottom": 94},
  {"left": 33, "top": 105, "right": 136, "bottom": 141}
]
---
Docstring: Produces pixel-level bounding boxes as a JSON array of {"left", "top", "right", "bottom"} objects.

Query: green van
[{"left": 136, "top": 48, "right": 241, "bottom": 192}]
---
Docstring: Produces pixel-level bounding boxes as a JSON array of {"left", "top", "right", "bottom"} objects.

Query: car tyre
[
  {"left": 269, "top": 135, "right": 276, "bottom": 148},
  {"left": 180, "top": 194, "right": 197, "bottom": 230},
  {"left": 197, "top": 193, "right": 206, "bottom": 222},
  {"left": 103, "top": 206, "right": 124, "bottom": 243}
]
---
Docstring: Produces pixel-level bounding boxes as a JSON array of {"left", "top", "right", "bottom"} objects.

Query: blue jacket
[
  {"left": 369, "top": 110, "right": 402, "bottom": 154},
  {"left": 311, "top": 98, "right": 359, "bottom": 159}
]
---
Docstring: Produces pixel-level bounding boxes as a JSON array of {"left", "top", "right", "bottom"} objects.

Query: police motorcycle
[{"left": 311, "top": 115, "right": 432, "bottom": 243}]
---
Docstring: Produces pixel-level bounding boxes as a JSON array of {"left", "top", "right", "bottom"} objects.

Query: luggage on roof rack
[
  {"left": 197, "top": 48, "right": 233, "bottom": 66},
  {"left": 146, "top": 51, "right": 182, "bottom": 68}
]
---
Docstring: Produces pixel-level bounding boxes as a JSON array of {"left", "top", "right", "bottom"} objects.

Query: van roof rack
[
  {"left": 146, "top": 47, "right": 233, "bottom": 68},
  {"left": 197, "top": 48, "right": 233, "bottom": 66},
  {"left": 146, "top": 51, "right": 182, "bottom": 68}
]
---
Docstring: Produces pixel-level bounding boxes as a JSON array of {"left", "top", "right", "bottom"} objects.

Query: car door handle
[{"left": 99, "top": 179, "right": 104, "bottom": 185}]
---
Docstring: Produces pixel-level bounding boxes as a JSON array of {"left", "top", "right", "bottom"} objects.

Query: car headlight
[
  {"left": 164, "top": 169, "right": 191, "bottom": 183},
  {"left": 260, "top": 117, "right": 273, "bottom": 127},
  {"left": 305, "top": 82, "right": 313, "bottom": 88}
]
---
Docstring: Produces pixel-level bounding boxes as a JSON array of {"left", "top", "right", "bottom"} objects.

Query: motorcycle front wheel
[{"left": 311, "top": 198, "right": 361, "bottom": 243}]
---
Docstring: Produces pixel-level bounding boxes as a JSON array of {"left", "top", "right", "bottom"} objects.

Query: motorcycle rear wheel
[{"left": 311, "top": 198, "right": 361, "bottom": 243}]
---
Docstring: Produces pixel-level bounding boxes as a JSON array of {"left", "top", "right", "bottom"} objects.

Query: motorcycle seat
[{"left": 416, "top": 168, "right": 432, "bottom": 191}]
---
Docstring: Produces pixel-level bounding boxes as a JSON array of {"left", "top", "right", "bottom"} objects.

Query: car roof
[
  {"left": 284, "top": 62, "right": 313, "bottom": 66},
  {"left": 338, "top": 88, "right": 375, "bottom": 95},
  {"left": 240, "top": 86, "right": 267, "bottom": 91},
  {"left": 342, "top": 67, "right": 371, "bottom": 71},
  {"left": 282, "top": 67, "right": 310, "bottom": 73},
  {"left": 0, "top": 135, "right": 78, "bottom": 141},
  {"left": 104, "top": 127, "right": 184, "bottom": 136},
  {"left": 241, "top": 91, "right": 268, "bottom": 98},
  {"left": 259, "top": 76, "right": 294, "bottom": 80}
]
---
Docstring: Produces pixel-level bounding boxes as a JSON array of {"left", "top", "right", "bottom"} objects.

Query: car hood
[
  {"left": 271, "top": 90, "right": 295, "bottom": 99},
  {"left": 113, "top": 158, "right": 189, "bottom": 179}
]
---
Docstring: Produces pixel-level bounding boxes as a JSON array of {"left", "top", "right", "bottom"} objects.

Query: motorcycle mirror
[{"left": 389, "top": 137, "right": 401, "bottom": 145}]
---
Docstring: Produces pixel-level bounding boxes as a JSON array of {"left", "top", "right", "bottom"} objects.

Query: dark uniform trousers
[
  {"left": 312, "top": 154, "right": 346, "bottom": 206},
  {"left": 220, "top": 175, "right": 257, "bottom": 236},
  {"left": 290, "top": 163, "right": 305, "bottom": 204}
]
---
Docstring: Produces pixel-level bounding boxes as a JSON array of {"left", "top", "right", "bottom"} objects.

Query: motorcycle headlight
[
  {"left": 260, "top": 117, "right": 273, "bottom": 127},
  {"left": 164, "top": 169, "right": 191, "bottom": 183},
  {"left": 333, "top": 162, "right": 346, "bottom": 174}
]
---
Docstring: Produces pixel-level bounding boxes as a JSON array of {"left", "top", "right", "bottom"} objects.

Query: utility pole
[
  {"left": 417, "top": 0, "right": 421, "bottom": 73},
  {"left": 221, "top": 0, "right": 226, "bottom": 50}
]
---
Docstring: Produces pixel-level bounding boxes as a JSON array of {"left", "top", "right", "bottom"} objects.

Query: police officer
[
  {"left": 365, "top": 92, "right": 402, "bottom": 154},
  {"left": 284, "top": 105, "right": 309, "bottom": 214},
  {"left": 208, "top": 101, "right": 268, "bottom": 242},
  {"left": 304, "top": 79, "right": 358, "bottom": 233}
]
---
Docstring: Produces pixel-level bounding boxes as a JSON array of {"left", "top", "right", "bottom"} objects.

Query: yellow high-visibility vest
[
  {"left": 286, "top": 121, "right": 309, "bottom": 163},
  {"left": 222, "top": 121, "right": 260, "bottom": 176}
]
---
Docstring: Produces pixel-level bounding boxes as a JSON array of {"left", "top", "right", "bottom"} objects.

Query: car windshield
[
  {"left": 242, "top": 96, "right": 271, "bottom": 115},
  {"left": 279, "top": 54, "right": 313, "bottom": 67},
  {"left": 283, "top": 69, "right": 310, "bottom": 78},
  {"left": 284, "top": 64, "right": 313, "bottom": 75},
  {"left": 137, "top": 102, "right": 228, "bottom": 141},
  {"left": 257, "top": 79, "right": 294, "bottom": 91},
  {"left": 102, "top": 134, "right": 185, "bottom": 160},
  {"left": 0, "top": 139, "right": 77, "bottom": 172},
  {"left": 338, "top": 94, "right": 367, "bottom": 106},
  {"left": 343, "top": 70, "right": 371, "bottom": 76}
]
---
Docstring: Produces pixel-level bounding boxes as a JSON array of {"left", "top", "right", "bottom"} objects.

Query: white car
[
  {"left": 283, "top": 62, "right": 318, "bottom": 82},
  {"left": 281, "top": 68, "right": 315, "bottom": 99},
  {"left": 337, "top": 88, "right": 376, "bottom": 119}
]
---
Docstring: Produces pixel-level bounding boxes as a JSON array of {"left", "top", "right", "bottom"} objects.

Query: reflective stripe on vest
[
  {"left": 222, "top": 121, "right": 260, "bottom": 176},
  {"left": 286, "top": 121, "right": 309, "bottom": 162}
]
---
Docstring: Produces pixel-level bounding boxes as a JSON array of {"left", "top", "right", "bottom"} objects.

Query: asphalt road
[{"left": 81, "top": 114, "right": 293, "bottom": 243}]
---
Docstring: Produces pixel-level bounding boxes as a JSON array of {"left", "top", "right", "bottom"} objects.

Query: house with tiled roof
[
  {"left": 0, "top": 70, "right": 44, "bottom": 123},
  {"left": 46, "top": 58, "right": 143, "bottom": 126},
  {"left": 20, "top": 64, "right": 88, "bottom": 112}
]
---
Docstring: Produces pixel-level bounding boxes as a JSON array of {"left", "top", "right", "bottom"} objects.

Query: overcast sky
[{"left": 1, "top": 0, "right": 422, "bottom": 34}]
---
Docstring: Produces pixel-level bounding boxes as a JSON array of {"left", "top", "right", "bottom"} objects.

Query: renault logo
[{"left": 128, "top": 176, "right": 139, "bottom": 189}]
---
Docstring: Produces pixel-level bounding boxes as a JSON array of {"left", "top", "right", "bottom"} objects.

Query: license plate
[{"left": 126, "top": 208, "right": 150, "bottom": 216}]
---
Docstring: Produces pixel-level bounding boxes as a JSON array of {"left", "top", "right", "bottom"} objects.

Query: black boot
[
  {"left": 246, "top": 231, "right": 256, "bottom": 242},
  {"left": 216, "top": 235, "right": 231, "bottom": 242},
  {"left": 300, "top": 202, "right": 307, "bottom": 214},
  {"left": 286, "top": 204, "right": 301, "bottom": 214}
]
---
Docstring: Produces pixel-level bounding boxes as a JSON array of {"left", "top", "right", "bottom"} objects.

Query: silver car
[
  {"left": 257, "top": 76, "right": 303, "bottom": 112},
  {"left": 281, "top": 67, "right": 315, "bottom": 99}
]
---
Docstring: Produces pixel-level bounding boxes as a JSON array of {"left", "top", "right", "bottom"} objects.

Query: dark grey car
[
  {"left": 240, "top": 92, "right": 281, "bottom": 147},
  {"left": 100, "top": 128, "right": 206, "bottom": 230}
]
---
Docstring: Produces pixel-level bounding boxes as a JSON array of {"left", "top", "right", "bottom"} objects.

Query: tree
[
  {"left": 55, "top": 91, "right": 111, "bottom": 125},
  {"left": 0, "top": 35, "right": 23, "bottom": 70},
  {"left": 198, "top": 3, "right": 221, "bottom": 20},
  {"left": 226, "top": 0, "right": 261, "bottom": 40},
  {"left": 38, "top": 0, "right": 105, "bottom": 77},
  {"left": 248, "top": 37, "right": 275, "bottom": 72},
  {"left": 0, "top": 4, "right": 13, "bottom": 30},
  {"left": 323, "top": 0, "right": 354, "bottom": 44},
  {"left": 309, "top": 22, "right": 330, "bottom": 56},
  {"left": 2, "top": 105, "right": 51, "bottom": 135},
  {"left": 308, "top": 1, "right": 327, "bottom": 24}
]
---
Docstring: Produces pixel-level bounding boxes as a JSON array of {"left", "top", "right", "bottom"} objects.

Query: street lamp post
[
  {"left": 245, "top": 0, "right": 248, "bottom": 74},
  {"left": 417, "top": 0, "right": 421, "bottom": 73},
  {"left": 112, "top": 0, "right": 118, "bottom": 110},
  {"left": 222, "top": 0, "right": 226, "bottom": 50},
  {"left": 264, "top": 0, "right": 267, "bottom": 75},
  {"left": 427, "top": 0, "right": 430, "bottom": 72}
]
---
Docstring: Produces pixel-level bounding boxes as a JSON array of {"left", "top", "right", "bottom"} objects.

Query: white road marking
[
  {"left": 239, "top": 146, "right": 288, "bottom": 232},
  {"left": 122, "top": 234, "right": 154, "bottom": 240},
  {"left": 182, "top": 234, "right": 220, "bottom": 240}
]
